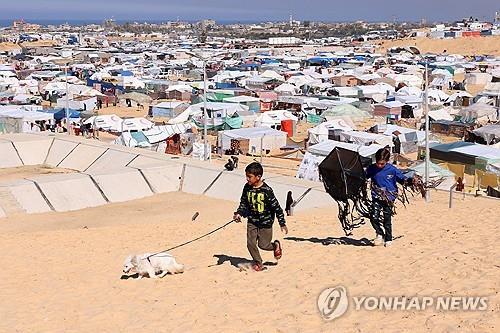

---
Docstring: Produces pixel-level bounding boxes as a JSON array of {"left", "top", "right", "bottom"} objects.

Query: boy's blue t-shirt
[{"left": 366, "top": 163, "right": 407, "bottom": 201}]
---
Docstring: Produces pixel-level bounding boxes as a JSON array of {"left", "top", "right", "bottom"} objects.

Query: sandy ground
[
  {"left": 0, "top": 190, "right": 498, "bottom": 332},
  {"left": 377, "top": 36, "right": 500, "bottom": 56},
  {"left": 0, "top": 165, "right": 74, "bottom": 182}
]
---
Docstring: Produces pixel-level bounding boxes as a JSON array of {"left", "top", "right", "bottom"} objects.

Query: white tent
[
  {"left": 84, "top": 114, "right": 122, "bottom": 132},
  {"left": 275, "top": 83, "right": 299, "bottom": 95},
  {"left": 169, "top": 102, "right": 248, "bottom": 124},
  {"left": 339, "top": 130, "right": 393, "bottom": 147},
  {"left": 121, "top": 117, "right": 154, "bottom": 131},
  {"left": 459, "top": 103, "right": 498, "bottom": 123},
  {"left": 445, "top": 91, "right": 473, "bottom": 104},
  {"left": 261, "top": 70, "right": 285, "bottom": 82},
  {"left": 217, "top": 126, "right": 287, "bottom": 153},
  {"left": 254, "top": 110, "right": 297, "bottom": 129},
  {"left": 307, "top": 118, "right": 356, "bottom": 145},
  {"left": 428, "top": 108, "right": 454, "bottom": 121}
]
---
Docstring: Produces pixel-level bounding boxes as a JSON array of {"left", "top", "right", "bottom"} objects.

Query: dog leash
[{"left": 146, "top": 219, "right": 236, "bottom": 260}]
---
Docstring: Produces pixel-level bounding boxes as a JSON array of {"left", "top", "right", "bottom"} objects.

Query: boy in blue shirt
[{"left": 366, "top": 148, "right": 410, "bottom": 247}]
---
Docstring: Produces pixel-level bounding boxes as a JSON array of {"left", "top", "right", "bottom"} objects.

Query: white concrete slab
[
  {"left": 139, "top": 164, "right": 183, "bottom": 193},
  {"left": 89, "top": 169, "right": 153, "bottom": 203},
  {"left": 127, "top": 155, "right": 175, "bottom": 168},
  {"left": 28, "top": 173, "right": 107, "bottom": 212},
  {"left": 204, "top": 171, "right": 246, "bottom": 202},
  {"left": 3, "top": 179, "right": 52, "bottom": 214},
  {"left": 58, "top": 144, "right": 107, "bottom": 171},
  {"left": 0, "top": 141, "right": 23, "bottom": 168},
  {"left": 182, "top": 165, "right": 223, "bottom": 195},
  {"left": 44, "top": 139, "right": 79, "bottom": 167},
  {"left": 292, "top": 188, "right": 335, "bottom": 212},
  {"left": 12, "top": 138, "right": 53, "bottom": 166},
  {"left": 85, "top": 149, "right": 137, "bottom": 173}
]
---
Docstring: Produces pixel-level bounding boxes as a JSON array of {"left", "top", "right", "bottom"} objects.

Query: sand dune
[{"left": 0, "top": 191, "right": 498, "bottom": 332}]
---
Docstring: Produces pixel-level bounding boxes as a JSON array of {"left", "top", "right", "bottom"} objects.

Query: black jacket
[{"left": 236, "top": 182, "right": 286, "bottom": 228}]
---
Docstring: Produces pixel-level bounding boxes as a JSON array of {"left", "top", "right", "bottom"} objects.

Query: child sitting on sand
[
  {"left": 233, "top": 162, "right": 288, "bottom": 271},
  {"left": 366, "top": 148, "right": 411, "bottom": 247}
]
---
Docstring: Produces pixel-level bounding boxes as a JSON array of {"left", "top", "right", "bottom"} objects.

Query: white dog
[{"left": 122, "top": 253, "right": 184, "bottom": 279}]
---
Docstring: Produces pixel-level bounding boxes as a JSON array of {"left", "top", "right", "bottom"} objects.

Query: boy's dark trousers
[
  {"left": 370, "top": 199, "right": 393, "bottom": 241},
  {"left": 247, "top": 223, "right": 274, "bottom": 264}
]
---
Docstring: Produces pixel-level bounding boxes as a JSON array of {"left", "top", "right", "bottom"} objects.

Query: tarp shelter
[
  {"left": 119, "top": 92, "right": 152, "bottom": 104},
  {"left": 150, "top": 101, "right": 189, "bottom": 117},
  {"left": 428, "top": 108, "right": 454, "bottom": 121},
  {"left": 473, "top": 124, "right": 500, "bottom": 143},
  {"left": 297, "top": 140, "right": 384, "bottom": 182},
  {"left": 458, "top": 103, "right": 498, "bottom": 123},
  {"left": 114, "top": 123, "right": 192, "bottom": 147},
  {"left": 121, "top": 118, "right": 154, "bottom": 132},
  {"left": 275, "top": 83, "right": 299, "bottom": 95},
  {"left": 254, "top": 110, "right": 297, "bottom": 129},
  {"left": 307, "top": 118, "right": 356, "bottom": 145},
  {"left": 465, "top": 73, "right": 492, "bottom": 85},
  {"left": 43, "top": 108, "right": 81, "bottom": 121},
  {"left": 84, "top": 114, "right": 123, "bottom": 132},
  {"left": 168, "top": 102, "right": 248, "bottom": 130},
  {"left": 481, "top": 82, "right": 500, "bottom": 97},
  {"left": 0, "top": 109, "right": 53, "bottom": 133},
  {"left": 322, "top": 103, "right": 371, "bottom": 120},
  {"left": 222, "top": 95, "right": 260, "bottom": 112},
  {"left": 217, "top": 126, "right": 287, "bottom": 154},
  {"left": 339, "top": 130, "right": 393, "bottom": 147},
  {"left": 430, "top": 141, "right": 500, "bottom": 170}
]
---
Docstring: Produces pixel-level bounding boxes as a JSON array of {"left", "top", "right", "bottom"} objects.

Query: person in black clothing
[{"left": 233, "top": 162, "right": 288, "bottom": 271}]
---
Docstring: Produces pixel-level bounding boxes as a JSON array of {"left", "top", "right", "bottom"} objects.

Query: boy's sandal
[
  {"left": 273, "top": 240, "right": 282, "bottom": 260},
  {"left": 252, "top": 263, "right": 264, "bottom": 271}
]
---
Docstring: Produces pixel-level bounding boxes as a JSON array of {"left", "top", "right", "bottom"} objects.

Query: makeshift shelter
[
  {"left": 338, "top": 130, "right": 392, "bottom": 147},
  {"left": 430, "top": 141, "right": 500, "bottom": 171},
  {"left": 222, "top": 95, "right": 260, "bottom": 113},
  {"left": 307, "top": 118, "right": 356, "bottom": 145},
  {"left": 321, "top": 104, "right": 371, "bottom": 121},
  {"left": 169, "top": 102, "right": 246, "bottom": 130},
  {"left": 473, "top": 124, "right": 500, "bottom": 144},
  {"left": 254, "top": 110, "right": 297, "bottom": 130},
  {"left": 149, "top": 101, "right": 189, "bottom": 118},
  {"left": 84, "top": 114, "right": 123, "bottom": 132},
  {"left": 275, "top": 83, "right": 299, "bottom": 95},
  {"left": 458, "top": 103, "right": 498, "bottom": 123},
  {"left": 217, "top": 126, "right": 287, "bottom": 155},
  {"left": 0, "top": 109, "right": 53, "bottom": 133},
  {"left": 373, "top": 101, "right": 404, "bottom": 117},
  {"left": 119, "top": 92, "right": 152, "bottom": 105}
]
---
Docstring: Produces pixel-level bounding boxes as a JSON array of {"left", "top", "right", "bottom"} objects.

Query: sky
[{"left": 1, "top": 0, "right": 498, "bottom": 22}]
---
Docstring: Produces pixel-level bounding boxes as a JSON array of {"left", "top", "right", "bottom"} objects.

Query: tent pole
[
  {"left": 203, "top": 58, "right": 209, "bottom": 161},
  {"left": 65, "top": 63, "right": 70, "bottom": 135},
  {"left": 424, "top": 62, "right": 431, "bottom": 202}
]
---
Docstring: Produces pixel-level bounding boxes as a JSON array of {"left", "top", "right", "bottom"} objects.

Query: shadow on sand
[
  {"left": 211, "top": 254, "right": 277, "bottom": 268},
  {"left": 285, "top": 236, "right": 374, "bottom": 247}
]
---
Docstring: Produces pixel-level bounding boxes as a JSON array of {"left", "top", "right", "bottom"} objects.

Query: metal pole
[
  {"left": 424, "top": 62, "right": 430, "bottom": 202},
  {"left": 260, "top": 134, "right": 264, "bottom": 164},
  {"left": 65, "top": 63, "right": 70, "bottom": 135},
  {"left": 203, "top": 58, "right": 208, "bottom": 161}
]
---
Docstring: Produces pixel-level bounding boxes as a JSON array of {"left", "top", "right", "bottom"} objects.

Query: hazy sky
[{"left": 1, "top": 0, "right": 498, "bottom": 22}]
